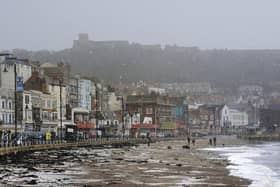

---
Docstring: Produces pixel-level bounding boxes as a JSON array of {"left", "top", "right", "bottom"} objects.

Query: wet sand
[
  {"left": 0, "top": 136, "right": 251, "bottom": 186},
  {"left": 74, "top": 136, "right": 251, "bottom": 186}
]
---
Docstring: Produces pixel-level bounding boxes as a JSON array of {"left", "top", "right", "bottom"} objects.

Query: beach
[
  {"left": 77, "top": 136, "right": 251, "bottom": 186},
  {"left": 0, "top": 136, "right": 251, "bottom": 186}
]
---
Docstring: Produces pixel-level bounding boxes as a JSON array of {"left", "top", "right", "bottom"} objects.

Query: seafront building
[
  {"left": 126, "top": 94, "right": 188, "bottom": 137},
  {"left": 0, "top": 53, "right": 276, "bottom": 138},
  {"left": 78, "top": 78, "right": 91, "bottom": 111}
]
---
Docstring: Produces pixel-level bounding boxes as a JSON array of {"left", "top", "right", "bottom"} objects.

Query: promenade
[{"left": 0, "top": 138, "right": 152, "bottom": 156}]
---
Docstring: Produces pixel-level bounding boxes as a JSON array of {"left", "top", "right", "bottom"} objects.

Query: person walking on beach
[
  {"left": 187, "top": 137, "right": 190, "bottom": 145},
  {"left": 209, "top": 138, "right": 212, "bottom": 146},
  {"left": 192, "top": 138, "right": 195, "bottom": 146},
  {"left": 213, "top": 137, "right": 216, "bottom": 146}
]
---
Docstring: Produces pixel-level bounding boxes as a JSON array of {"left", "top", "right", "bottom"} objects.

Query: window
[
  {"left": 25, "top": 95, "right": 30, "bottom": 104},
  {"left": 47, "top": 100, "right": 51, "bottom": 108},
  {"left": 52, "top": 101, "right": 57, "bottom": 109},
  {"left": 146, "top": 107, "right": 153, "bottom": 114},
  {"left": 43, "top": 111, "right": 49, "bottom": 120},
  {"left": 8, "top": 102, "right": 11, "bottom": 109},
  {"left": 52, "top": 112, "right": 58, "bottom": 120},
  {"left": 9, "top": 114, "right": 11, "bottom": 124},
  {"left": 2, "top": 101, "right": 4, "bottom": 109}
]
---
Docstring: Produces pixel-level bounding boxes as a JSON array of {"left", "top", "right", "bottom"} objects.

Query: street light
[
  {"left": 0, "top": 54, "right": 21, "bottom": 140},
  {"left": 59, "top": 79, "right": 63, "bottom": 142}
]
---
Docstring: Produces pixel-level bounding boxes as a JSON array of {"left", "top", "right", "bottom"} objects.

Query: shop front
[{"left": 76, "top": 121, "right": 95, "bottom": 139}]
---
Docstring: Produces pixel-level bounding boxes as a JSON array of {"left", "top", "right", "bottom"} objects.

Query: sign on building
[{"left": 16, "top": 76, "right": 24, "bottom": 91}]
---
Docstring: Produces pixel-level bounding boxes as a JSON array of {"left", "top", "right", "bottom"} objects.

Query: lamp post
[
  {"left": 59, "top": 79, "right": 63, "bottom": 142},
  {"left": 0, "top": 54, "right": 21, "bottom": 140}
]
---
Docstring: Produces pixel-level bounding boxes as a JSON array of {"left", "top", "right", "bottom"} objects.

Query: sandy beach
[
  {"left": 0, "top": 136, "right": 251, "bottom": 186},
  {"left": 72, "top": 136, "right": 251, "bottom": 186}
]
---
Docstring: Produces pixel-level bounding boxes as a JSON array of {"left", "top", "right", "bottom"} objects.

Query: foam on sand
[{"left": 201, "top": 143, "right": 280, "bottom": 187}]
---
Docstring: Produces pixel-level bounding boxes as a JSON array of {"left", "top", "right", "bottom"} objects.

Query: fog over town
[{"left": 0, "top": 1, "right": 280, "bottom": 186}]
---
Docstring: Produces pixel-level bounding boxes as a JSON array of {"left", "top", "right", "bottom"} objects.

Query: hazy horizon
[{"left": 1, "top": 0, "right": 280, "bottom": 51}]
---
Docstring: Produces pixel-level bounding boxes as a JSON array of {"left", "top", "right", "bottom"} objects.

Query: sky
[{"left": 1, "top": 0, "right": 280, "bottom": 50}]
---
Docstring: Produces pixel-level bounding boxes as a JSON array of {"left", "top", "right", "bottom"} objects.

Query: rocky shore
[{"left": 0, "top": 136, "right": 251, "bottom": 186}]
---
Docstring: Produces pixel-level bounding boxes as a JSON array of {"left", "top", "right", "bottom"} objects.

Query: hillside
[{"left": 10, "top": 37, "right": 280, "bottom": 89}]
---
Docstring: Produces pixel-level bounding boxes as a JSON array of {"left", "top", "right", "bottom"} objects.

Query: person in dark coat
[
  {"left": 209, "top": 138, "right": 212, "bottom": 146},
  {"left": 192, "top": 138, "right": 195, "bottom": 146},
  {"left": 213, "top": 137, "right": 216, "bottom": 146}
]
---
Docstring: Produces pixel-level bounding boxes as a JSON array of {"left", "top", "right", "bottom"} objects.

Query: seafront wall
[{"left": 0, "top": 138, "right": 153, "bottom": 156}]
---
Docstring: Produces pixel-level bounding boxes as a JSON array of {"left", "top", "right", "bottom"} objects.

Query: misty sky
[{"left": 1, "top": 0, "right": 280, "bottom": 50}]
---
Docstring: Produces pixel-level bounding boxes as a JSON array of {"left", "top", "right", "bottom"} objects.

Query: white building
[
  {"left": 0, "top": 60, "right": 32, "bottom": 89},
  {"left": 123, "top": 112, "right": 141, "bottom": 137},
  {"left": 48, "top": 83, "right": 67, "bottom": 121},
  {"left": 220, "top": 104, "right": 248, "bottom": 129},
  {"left": 0, "top": 88, "right": 14, "bottom": 128},
  {"left": 148, "top": 87, "right": 166, "bottom": 95},
  {"left": 22, "top": 91, "right": 33, "bottom": 129},
  {"left": 78, "top": 79, "right": 91, "bottom": 111},
  {"left": 107, "top": 92, "right": 121, "bottom": 112}
]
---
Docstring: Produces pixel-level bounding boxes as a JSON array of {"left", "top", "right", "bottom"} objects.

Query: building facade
[
  {"left": 126, "top": 95, "right": 176, "bottom": 136},
  {"left": 0, "top": 88, "right": 15, "bottom": 130},
  {"left": 220, "top": 104, "right": 249, "bottom": 134},
  {"left": 0, "top": 59, "right": 32, "bottom": 89},
  {"left": 78, "top": 79, "right": 91, "bottom": 111}
]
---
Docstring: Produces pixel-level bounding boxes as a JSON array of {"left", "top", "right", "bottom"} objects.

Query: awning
[{"left": 76, "top": 121, "right": 95, "bottom": 129}]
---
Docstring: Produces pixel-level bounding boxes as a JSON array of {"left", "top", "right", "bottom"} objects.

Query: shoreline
[
  {"left": 76, "top": 135, "right": 252, "bottom": 186},
  {"left": 0, "top": 136, "right": 252, "bottom": 186},
  {"left": 195, "top": 136, "right": 252, "bottom": 186}
]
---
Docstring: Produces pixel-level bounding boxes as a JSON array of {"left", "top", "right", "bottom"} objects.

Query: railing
[
  {"left": 0, "top": 136, "right": 187, "bottom": 150},
  {"left": 0, "top": 136, "right": 188, "bottom": 157}
]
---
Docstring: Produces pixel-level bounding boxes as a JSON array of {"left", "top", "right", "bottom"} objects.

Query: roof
[{"left": 227, "top": 104, "right": 251, "bottom": 112}]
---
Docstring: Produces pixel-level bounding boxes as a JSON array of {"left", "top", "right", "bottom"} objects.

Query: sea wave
[{"left": 202, "top": 143, "right": 280, "bottom": 187}]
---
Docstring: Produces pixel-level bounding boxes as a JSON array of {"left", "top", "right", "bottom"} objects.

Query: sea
[{"left": 203, "top": 142, "right": 280, "bottom": 187}]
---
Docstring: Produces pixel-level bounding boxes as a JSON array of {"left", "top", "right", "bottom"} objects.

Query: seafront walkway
[{"left": 0, "top": 138, "right": 154, "bottom": 156}]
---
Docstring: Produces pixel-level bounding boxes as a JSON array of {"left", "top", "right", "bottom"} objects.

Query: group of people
[
  {"left": 209, "top": 137, "right": 217, "bottom": 146},
  {"left": 187, "top": 136, "right": 195, "bottom": 146},
  {"left": 0, "top": 130, "right": 15, "bottom": 147}
]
